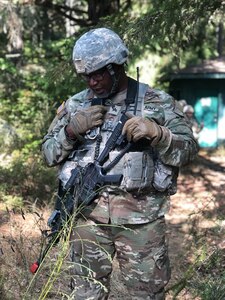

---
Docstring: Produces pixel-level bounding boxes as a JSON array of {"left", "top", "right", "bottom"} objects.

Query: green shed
[{"left": 169, "top": 57, "right": 225, "bottom": 148}]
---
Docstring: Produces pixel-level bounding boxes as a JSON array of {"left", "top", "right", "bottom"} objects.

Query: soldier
[
  {"left": 183, "top": 104, "right": 204, "bottom": 141},
  {"left": 42, "top": 28, "right": 199, "bottom": 300},
  {"left": 178, "top": 99, "right": 187, "bottom": 111}
]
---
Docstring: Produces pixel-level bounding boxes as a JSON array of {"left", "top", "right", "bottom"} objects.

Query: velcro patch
[{"left": 57, "top": 101, "right": 67, "bottom": 119}]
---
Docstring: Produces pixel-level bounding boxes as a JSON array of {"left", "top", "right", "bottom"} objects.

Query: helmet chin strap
[{"left": 105, "top": 64, "right": 121, "bottom": 98}]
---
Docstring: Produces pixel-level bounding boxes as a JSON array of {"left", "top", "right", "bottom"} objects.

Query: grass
[
  {"left": 0, "top": 207, "right": 49, "bottom": 299},
  {"left": 1, "top": 201, "right": 224, "bottom": 300},
  {"left": 0, "top": 148, "right": 225, "bottom": 299},
  {"left": 0, "top": 204, "right": 111, "bottom": 300}
]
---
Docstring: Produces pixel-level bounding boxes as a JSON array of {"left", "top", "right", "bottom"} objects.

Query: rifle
[
  {"left": 30, "top": 111, "right": 129, "bottom": 274},
  {"left": 62, "top": 70, "right": 141, "bottom": 206},
  {"left": 30, "top": 70, "right": 139, "bottom": 274}
]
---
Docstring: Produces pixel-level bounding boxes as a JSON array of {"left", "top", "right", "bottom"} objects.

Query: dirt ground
[{"left": 0, "top": 150, "right": 225, "bottom": 299}]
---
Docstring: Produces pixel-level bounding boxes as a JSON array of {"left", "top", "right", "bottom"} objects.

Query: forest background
[{"left": 0, "top": 0, "right": 225, "bottom": 299}]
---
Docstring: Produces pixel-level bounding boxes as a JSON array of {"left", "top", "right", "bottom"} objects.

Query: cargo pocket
[{"left": 152, "top": 244, "right": 171, "bottom": 292}]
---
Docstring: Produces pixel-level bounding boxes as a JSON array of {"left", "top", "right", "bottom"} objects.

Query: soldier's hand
[
  {"left": 122, "top": 116, "right": 162, "bottom": 144},
  {"left": 67, "top": 105, "right": 107, "bottom": 140}
]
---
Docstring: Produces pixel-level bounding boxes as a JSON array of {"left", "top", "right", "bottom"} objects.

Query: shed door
[{"left": 194, "top": 96, "right": 219, "bottom": 148}]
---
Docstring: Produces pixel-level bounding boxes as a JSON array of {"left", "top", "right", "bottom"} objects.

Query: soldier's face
[
  {"left": 186, "top": 112, "right": 193, "bottom": 118},
  {"left": 81, "top": 67, "right": 113, "bottom": 98}
]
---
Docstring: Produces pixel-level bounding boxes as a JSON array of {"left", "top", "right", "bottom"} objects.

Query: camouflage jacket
[{"left": 42, "top": 81, "right": 198, "bottom": 224}]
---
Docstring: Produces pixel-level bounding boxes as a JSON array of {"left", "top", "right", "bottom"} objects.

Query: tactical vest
[{"left": 59, "top": 80, "right": 177, "bottom": 194}]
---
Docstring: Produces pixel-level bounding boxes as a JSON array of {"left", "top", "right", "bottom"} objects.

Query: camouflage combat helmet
[
  {"left": 183, "top": 105, "right": 194, "bottom": 114},
  {"left": 73, "top": 28, "right": 129, "bottom": 74}
]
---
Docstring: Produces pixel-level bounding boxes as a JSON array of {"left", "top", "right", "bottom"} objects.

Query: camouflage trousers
[{"left": 70, "top": 217, "right": 171, "bottom": 300}]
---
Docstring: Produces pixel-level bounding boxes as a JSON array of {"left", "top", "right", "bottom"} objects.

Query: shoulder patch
[
  {"left": 57, "top": 101, "right": 67, "bottom": 119},
  {"left": 144, "top": 88, "right": 161, "bottom": 104},
  {"left": 57, "top": 101, "right": 65, "bottom": 114}
]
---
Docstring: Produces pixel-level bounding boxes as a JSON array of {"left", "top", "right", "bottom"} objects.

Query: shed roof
[{"left": 171, "top": 56, "right": 225, "bottom": 79}]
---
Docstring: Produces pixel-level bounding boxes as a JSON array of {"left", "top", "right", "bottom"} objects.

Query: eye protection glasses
[{"left": 81, "top": 68, "right": 107, "bottom": 82}]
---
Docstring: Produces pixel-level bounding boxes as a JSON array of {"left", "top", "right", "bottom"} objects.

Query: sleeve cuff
[
  {"left": 57, "top": 127, "right": 77, "bottom": 150},
  {"left": 154, "top": 126, "right": 172, "bottom": 154}
]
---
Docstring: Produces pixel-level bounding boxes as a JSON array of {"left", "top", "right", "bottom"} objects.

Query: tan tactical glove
[
  {"left": 66, "top": 105, "right": 107, "bottom": 141},
  {"left": 122, "top": 116, "right": 162, "bottom": 145}
]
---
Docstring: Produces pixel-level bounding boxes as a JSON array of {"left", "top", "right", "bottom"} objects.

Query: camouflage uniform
[
  {"left": 42, "top": 82, "right": 198, "bottom": 299},
  {"left": 183, "top": 105, "right": 203, "bottom": 140}
]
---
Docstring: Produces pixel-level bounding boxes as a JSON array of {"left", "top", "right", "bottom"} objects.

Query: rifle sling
[
  {"left": 125, "top": 77, "right": 138, "bottom": 107},
  {"left": 99, "top": 77, "right": 138, "bottom": 170}
]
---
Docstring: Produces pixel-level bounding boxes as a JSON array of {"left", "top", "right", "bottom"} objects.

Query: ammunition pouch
[
  {"left": 107, "top": 150, "right": 154, "bottom": 192},
  {"left": 107, "top": 150, "right": 177, "bottom": 194},
  {"left": 153, "top": 159, "right": 178, "bottom": 195}
]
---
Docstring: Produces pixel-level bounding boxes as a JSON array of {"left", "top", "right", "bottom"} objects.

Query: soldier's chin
[{"left": 93, "top": 90, "right": 109, "bottom": 99}]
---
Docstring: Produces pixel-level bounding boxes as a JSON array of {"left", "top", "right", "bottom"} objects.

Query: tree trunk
[
  {"left": 87, "top": 0, "right": 120, "bottom": 24},
  {"left": 217, "top": 21, "right": 224, "bottom": 57}
]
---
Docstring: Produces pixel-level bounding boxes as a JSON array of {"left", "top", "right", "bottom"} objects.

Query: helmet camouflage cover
[
  {"left": 72, "top": 27, "right": 129, "bottom": 74},
  {"left": 183, "top": 105, "right": 194, "bottom": 113}
]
